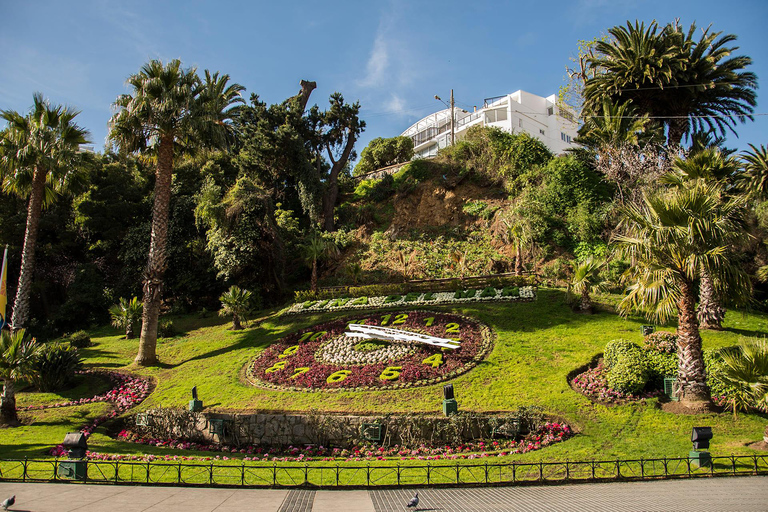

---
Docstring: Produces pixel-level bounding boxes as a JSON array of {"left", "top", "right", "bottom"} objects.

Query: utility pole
[{"left": 450, "top": 88, "right": 455, "bottom": 146}]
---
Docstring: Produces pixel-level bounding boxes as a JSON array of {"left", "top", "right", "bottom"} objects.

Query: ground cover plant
[{"left": 1, "top": 289, "right": 766, "bottom": 466}]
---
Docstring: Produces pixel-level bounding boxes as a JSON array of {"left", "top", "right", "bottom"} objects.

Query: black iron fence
[{"left": 1, "top": 454, "right": 766, "bottom": 488}]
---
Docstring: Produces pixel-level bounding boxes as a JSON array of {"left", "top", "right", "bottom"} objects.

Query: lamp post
[{"left": 434, "top": 89, "right": 455, "bottom": 146}]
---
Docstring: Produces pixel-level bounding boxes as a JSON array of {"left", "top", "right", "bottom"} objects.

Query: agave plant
[
  {"left": 718, "top": 339, "right": 768, "bottom": 419},
  {"left": 219, "top": 285, "right": 252, "bottom": 330},
  {"left": 109, "top": 297, "right": 143, "bottom": 339}
]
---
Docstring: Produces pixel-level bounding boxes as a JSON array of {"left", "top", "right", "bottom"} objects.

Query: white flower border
[{"left": 280, "top": 286, "right": 536, "bottom": 316}]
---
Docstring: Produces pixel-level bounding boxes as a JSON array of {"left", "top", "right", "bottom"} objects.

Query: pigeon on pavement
[
  {"left": 406, "top": 491, "right": 419, "bottom": 508},
  {"left": 1, "top": 495, "right": 14, "bottom": 511}
]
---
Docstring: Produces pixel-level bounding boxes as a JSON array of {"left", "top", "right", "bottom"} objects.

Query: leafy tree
[
  {"left": 219, "top": 285, "right": 252, "bottom": 330},
  {"left": 309, "top": 93, "right": 365, "bottom": 231},
  {"left": 0, "top": 329, "right": 40, "bottom": 425},
  {"left": 718, "top": 339, "right": 768, "bottom": 418},
  {"left": 614, "top": 179, "right": 751, "bottom": 409},
  {"left": 353, "top": 136, "right": 413, "bottom": 176},
  {"left": 584, "top": 20, "right": 757, "bottom": 145},
  {"left": 109, "top": 297, "right": 143, "bottom": 339},
  {"left": 0, "top": 93, "right": 89, "bottom": 331},
  {"left": 571, "top": 257, "right": 607, "bottom": 313},
  {"left": 109, "top": 59, "right": 244, "bottom": 366}
]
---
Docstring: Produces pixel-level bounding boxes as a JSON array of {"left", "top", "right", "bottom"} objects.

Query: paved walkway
[{"left": 0, "top": 476, "right": 766, "bottom": 511}]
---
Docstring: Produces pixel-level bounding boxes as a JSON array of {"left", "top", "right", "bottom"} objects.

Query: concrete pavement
[{"left": 0, "top": 476, "right": 765, "bottom": 511}]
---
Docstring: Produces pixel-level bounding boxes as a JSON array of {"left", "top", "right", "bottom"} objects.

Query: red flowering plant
[
  {"left": 246, "top": 311, "right": 494, "bottom": 391},
  {"left": 572, "top": 363, "right": 660, "bottom": 404},
  {"left": 103, "top": 421, "right": 572, "bottom": 462}
]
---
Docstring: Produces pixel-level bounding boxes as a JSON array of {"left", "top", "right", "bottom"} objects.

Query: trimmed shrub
[
  {"left": 68, "top": 330, "right": 91, "bottom": 348},
  {"left": 643, "top": 331, "right": 677, "bottom": 354},
  {"left": 30, "top": 343, "right": 82, "bottom": 392},
  {"left": 704, "top": 349, "right": 740, "bottom": 399},
  {"left": 603, "top": 339, "right": 640, "bottom": 369},
  {"left": 604, "top": 339, "right": 649, "bottom": 394}
]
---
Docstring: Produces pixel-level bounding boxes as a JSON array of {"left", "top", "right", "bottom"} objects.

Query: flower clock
[{"left": 247, "top": 310, "right": 494, "bottom": 391}]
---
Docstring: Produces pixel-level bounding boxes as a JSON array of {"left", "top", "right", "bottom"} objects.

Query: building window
[
  {"left": 547, "top": 106, "right": 554, "bottom": 116},
  {"left": 539, "top": 129, "right": 545, "bottom": 136},
  {"left": 519, "top": 119, "right": 523, "bottom": 128}
]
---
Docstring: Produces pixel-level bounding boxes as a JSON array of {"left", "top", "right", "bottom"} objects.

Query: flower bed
[
  {"left": 280, "top": 286, "right": 536, "bottom": 316},
  {"left": 48, "top": 371, "right": 151, "bottom": 456},
  {"left": 572, "top": 363, "right": 660, "bottom": 404},
  {"left": 101, "top": 421, "right": 572, "bottom": 462},
  {"left": 246, "top": 311, "right": 494, "bottom": 391}
]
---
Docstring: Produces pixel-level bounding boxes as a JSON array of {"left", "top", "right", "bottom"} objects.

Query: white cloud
[
  {"left": 359, "top": 32, "right": 390, "bottom": 88},
  {"left": 386, "top": 94, "right": 406, "bottom": 114}
]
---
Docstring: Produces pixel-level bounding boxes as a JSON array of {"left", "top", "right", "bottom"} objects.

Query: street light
[{"left": 435, "top": 89, "right": 455, "bottom": 146}]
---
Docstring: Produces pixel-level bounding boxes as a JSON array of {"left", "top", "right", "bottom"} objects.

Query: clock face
[{"left": 247, "top": 310, "right": 494, "bottom": 391}]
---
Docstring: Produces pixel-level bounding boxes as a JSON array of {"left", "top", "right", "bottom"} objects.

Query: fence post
[
  {"left": 426, "top": 464, "right": 430, "bottom": 485},
  {"left": 210, "top": 462, "right": 214, "bottom": 485},
  {"left": 485, "top": 462, "right": 488, "bottom": 484},
  {"left": 539, "top": 462, "right": 544, "bottom": 482},
  {"left": 22, "top": 458, "right": 27, "bottom": 482},
  {"left": 115, "top": 461, "right": 120, "bottom": 484},
  {"left": 615, "top": 458, "right": 621, "bottom": 480},
  {"left": 367, "top": 464, "right": 370, "bottom": 487},
  {"left": 178, "top": 461, "right": 182, "bottom": 484},
  {"left": 241, "top": 462, "right": 245, "bottom": 486},
  {"left": 336, "top": 465, "right": 340, "bottom": 486},
  {"left": 53, "top": 459, "right": 58, "bottom": 482},
  {"left": 591, "top": 460, "right": 595, "bottom": 480},
  {"left": 455, "top": 463, "right": 460, "bottom": 485},
  {"left": 686, "top": 457, "right": 691, "bottom": 477},
  {"left": 663, "top": 457, "right": 668, "bottom": 478},
  {"left": 512, "top": 462, "right": 516, "bottom": 484},
  {"left": 640, "top": 459, "right": 644, "bottom": 480},
  {"left": 565, "top": 460, "right": 569, "bottom": 482},
  {"left": 754, "top": 455, "right": 759, "bottom": 474},
  {"left": 397, "top": 464, "right": 401, "bottom": 486},
  {"left": 147, "top": 461, "right": 151, "bottom": 484},
  {"left": 304, "top": 464, "right": 308, "bottom": 485},
  {"left": 732, "top": 455, "right": 737, "bottom": 475},
  {"left": 273, "top": 464, "right": 277, "bottom": 487}
]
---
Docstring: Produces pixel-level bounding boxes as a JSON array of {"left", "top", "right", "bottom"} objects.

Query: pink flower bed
[
  {"left": 248, "top": 311, "right": 493, "bottom": 391},
  {"left": 91, "top": 422, "right": 572, "bottom": 462},
  {"left": 572, "top": 363, "right": 659, "bottom": 403},
  {"left": 48, "top": 371, "right": 151, "bottom": 457}
]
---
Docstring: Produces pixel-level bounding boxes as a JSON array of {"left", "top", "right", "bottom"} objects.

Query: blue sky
[{"left": 1, "top": 0, "right": 766, "bottom": 156}]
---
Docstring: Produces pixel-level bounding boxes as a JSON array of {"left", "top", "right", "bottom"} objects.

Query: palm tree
[
  {"left": 109, "top": 297, "right": 143, "bottom": 339},
  {"left": 614, "top": 179, "right": 751, "bottom": 410},
  {"left": 584, "top": 20, "right": 757, "bottom": 146},
  {"left": 571, "top": 257, "right": 607, "bottom": 313},
  {"left": 662, "top": 148, "right": 741, "bottom": 330},
  {"left": 300, "top": 231, "right": 339, "bottom": 293},
  {"left": 738, "top": 144, "right": 768, "bottom": 201},
  {"left": 0, "top": 329, "right": 40, "bottom": 425},
  {"left": 503, "top": 217, "right": 533, "bottom": 276},
  {"left": 109, "top": 60, "right": 244, "bottom": 366},
  {"left": 0, "top": 93, "right": 89, "bottom": 331},
  {"left": 718, "top": 339, "right": 768, "bottom": 419},
  {"left": 219, "top": 285, "right": 252, "bottom": 330}
]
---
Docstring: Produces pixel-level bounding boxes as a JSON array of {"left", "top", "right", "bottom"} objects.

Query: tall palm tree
[
  {"left": 109, "top": 60, "right": 244, "bottom": 366},
  {"left": 584, "top": 20, "right": 757, "bottom": 146},
  {"left": 614, "top": 179, "right": 751, "bottom": 410},
  {"left": 0, "top": 93, "right": 89, "bottom": 331},
  {"left": 662, "top": 148, "right": 742, "bottom": 330},
  {"left": 571, "top": 257, "right": 607, "bottom": 313},
  {"left": 0, "top": 329, "right": 40, "bottom": 425}
]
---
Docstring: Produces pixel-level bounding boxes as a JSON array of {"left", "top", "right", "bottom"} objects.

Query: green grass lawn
[{"left": 2, "top": 288, "right": 766, "bottom": 463}]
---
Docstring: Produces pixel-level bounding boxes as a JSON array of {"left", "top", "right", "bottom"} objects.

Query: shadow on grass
[{"left": 160, "top": 326, "right": 279, "bottom": 368}]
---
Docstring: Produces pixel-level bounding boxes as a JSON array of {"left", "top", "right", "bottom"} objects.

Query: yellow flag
[{"left": 0, "top": 246, "right": 7, "bottom": 328}]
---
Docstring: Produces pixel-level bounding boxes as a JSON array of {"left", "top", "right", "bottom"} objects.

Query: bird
[
  {"left": 1, "top": 495, "right": 14, "bottom": 511},
  {"left": 406, "top": 491, "right": 419, "bottom": 508}
]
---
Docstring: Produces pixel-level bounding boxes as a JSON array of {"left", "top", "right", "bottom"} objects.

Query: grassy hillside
[{"left": 5, "top": 289, "right": 766, "bottom": 462}]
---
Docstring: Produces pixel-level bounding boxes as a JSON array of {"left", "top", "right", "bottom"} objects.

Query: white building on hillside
[{"left": 401, "top": 90, "right": 578, "bottom": 158}]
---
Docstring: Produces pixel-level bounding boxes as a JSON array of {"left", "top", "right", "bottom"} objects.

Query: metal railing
[{"left": 2, "top": 454, "right": 766, "bottom": 488}]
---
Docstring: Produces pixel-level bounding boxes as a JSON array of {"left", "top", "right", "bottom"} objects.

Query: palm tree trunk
[
  {"left": 580, "top": 288, "right": 592, "bottom": 313},
  {"left": 515, "top": 242, "right": 523, "bottom": 276},
  {"left": 10, "top": 167, "right": 46, "bottom": 332},
  {"left": 0, "top": 380, "right": 18, "bottom": 425},
  {"left": 698, "top": 268, "right": 725, "bottom": 330},
  {"left": 676, "top": 279, "right": 712, "bottom": 409},
  {"left": 136, "top": 135, "right": 174, "bottom": 366},
  {"left": 232, "top": 313, "right": 242, "bottom": 331},
  {"left": 125, "top": 322, "right": 135, "bottom": 339},
  {"left": 311, "top": 258, "right": 318, "bottom": 293}
]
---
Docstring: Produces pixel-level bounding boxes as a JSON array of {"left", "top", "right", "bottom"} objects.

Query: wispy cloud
[{"left": 359, "top": 31, "right": 390, "bottom": 88}]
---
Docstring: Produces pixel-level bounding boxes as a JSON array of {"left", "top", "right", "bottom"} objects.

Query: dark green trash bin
[{"left": 58, "top": 460, "right": 87, "bottom": 480}]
